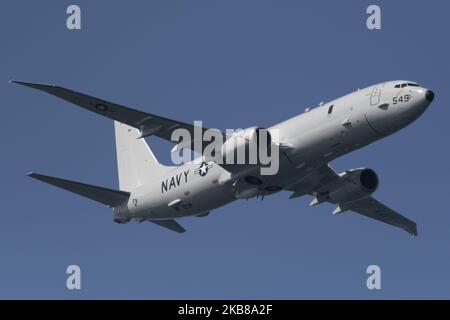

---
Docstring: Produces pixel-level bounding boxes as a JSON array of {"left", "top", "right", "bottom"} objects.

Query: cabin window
[{"left": 328, "top": 105, "right": 334, "bottom": 115}]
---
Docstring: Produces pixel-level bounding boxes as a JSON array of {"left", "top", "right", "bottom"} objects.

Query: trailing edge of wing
[
  {"left": 149, "top": 219, "right": 186, "bottom": 233},
  {"left": 27, "top": 172, "right": 130, "bottom": 207}
]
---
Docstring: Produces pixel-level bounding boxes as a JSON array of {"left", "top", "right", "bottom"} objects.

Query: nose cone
[{"left": 425, "top": 90, "right": 435, "bottom": 102}]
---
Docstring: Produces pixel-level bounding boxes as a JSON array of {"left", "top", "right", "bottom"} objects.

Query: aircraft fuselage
[{"left": 113, "top": 80, "right": 434, "bottom": 222}]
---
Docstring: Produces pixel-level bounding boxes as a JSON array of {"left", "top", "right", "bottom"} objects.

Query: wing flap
[{"left": 28, "top": 172, "right": 130, "bottom": 207}]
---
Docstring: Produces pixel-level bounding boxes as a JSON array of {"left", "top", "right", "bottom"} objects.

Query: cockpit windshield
[{"left": 394, "top": 82, "right": 419, "bottom": 88}]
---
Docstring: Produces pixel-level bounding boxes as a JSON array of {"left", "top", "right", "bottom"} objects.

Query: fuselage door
[
  {"left": 370, "top": 83, "right": 385, "bottom": 106},
  {"left": 365, "top": 83, "right": 397, "bottom": 136}
]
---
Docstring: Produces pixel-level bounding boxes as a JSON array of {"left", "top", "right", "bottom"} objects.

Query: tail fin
[{"left": 114, "top": 121, "right": 171, "bottom": 191}]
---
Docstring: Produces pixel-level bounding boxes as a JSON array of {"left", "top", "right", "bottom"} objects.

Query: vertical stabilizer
[{"left": 114, "top": 121, "right": 171, "bottom": 191}]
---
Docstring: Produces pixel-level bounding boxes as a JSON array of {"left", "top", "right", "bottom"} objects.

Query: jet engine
[
  {"left": 328, "top": 168, "right": 379, "bottom": 204},
  {"left": 221, "top": 127, "right": 272, "bottom": 165}
]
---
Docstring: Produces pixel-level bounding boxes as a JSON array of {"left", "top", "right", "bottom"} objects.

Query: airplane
[{"left": 10, "top": 80, "right": 435, "bottom": 236}]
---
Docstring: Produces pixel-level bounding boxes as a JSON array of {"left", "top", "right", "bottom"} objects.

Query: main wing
[
  {"left": 289, "top": 165, "right": 418, "bottom": 236},
  {"left": 342, "top": 196, "right": 417, "bottom": 236},
  {"left": 10, "top": 80, "right": 223, "bottom": 147}
]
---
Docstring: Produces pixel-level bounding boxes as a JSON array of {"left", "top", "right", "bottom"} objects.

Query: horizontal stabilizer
[
  {"left": 149, "top": 219, "right": 186, "bottom": 233},
  {"left": 27, "top": 172, "right": 130, "bottom": 207}
]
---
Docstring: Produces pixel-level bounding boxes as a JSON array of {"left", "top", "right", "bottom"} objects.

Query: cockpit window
[{"left": 395, "top": 83, "right": 419, "bottom": 88}]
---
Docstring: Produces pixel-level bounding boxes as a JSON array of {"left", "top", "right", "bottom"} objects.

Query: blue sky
[{"left": 1, "top": 0, "right": 449, "bottom": 299}]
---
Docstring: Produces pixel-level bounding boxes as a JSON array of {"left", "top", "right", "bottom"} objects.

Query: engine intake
[{"left": 359, "top": 168, "right": 378, "bottom": 190}]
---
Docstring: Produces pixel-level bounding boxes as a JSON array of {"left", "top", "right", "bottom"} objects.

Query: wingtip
[
  {"left": 10, "top": 80, "right": 27, "bottom": 87},
  {"left": 26, "top": 172, "right": 38, "bottom": 178},
  {"left": 9, "top": 80, "right": 26, "bottom": 86},
  {"left": 10, "top": 80, "right": 27, "bottom": 85},
  {"left": 412, "top": 224, "right": 418, "bottom": 237},
  {"left": 9, "top": 80, "right": 56, "bottom": 88}
]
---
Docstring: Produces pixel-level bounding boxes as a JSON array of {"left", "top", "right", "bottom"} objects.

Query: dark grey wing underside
[
  {"left": 29, "top": 172, "right": 187, "bottom": 233},
  {"left": 346, "top": 197, "right": 417, "bottom": 236},
  {"left": 149, "top": 219, "right": 186, "bottom": 233},
  {"left": 28, "top": 172, "right": 130, "bottom": 207},
  {"left": 289, "top": 165, "right": 418, "bottom": 236},
  {"left": 10, "top": 80, "right": 223, "bottom": 145}
]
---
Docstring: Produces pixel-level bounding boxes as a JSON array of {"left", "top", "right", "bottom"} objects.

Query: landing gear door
[{"left": 370, "top": 83, "right": 385, "bottom": 106}]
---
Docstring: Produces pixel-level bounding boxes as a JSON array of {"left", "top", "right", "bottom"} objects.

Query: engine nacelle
[
  {"left": 328, "top": 168, "right": 379, "bottom": 204},
  {"left": 221, "top": 127, "right": 272, "bottom": 165}
]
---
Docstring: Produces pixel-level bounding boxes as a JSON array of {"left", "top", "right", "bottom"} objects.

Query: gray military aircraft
[{"left": 11, "top": 80, "right": 434, "bottom": 236}]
